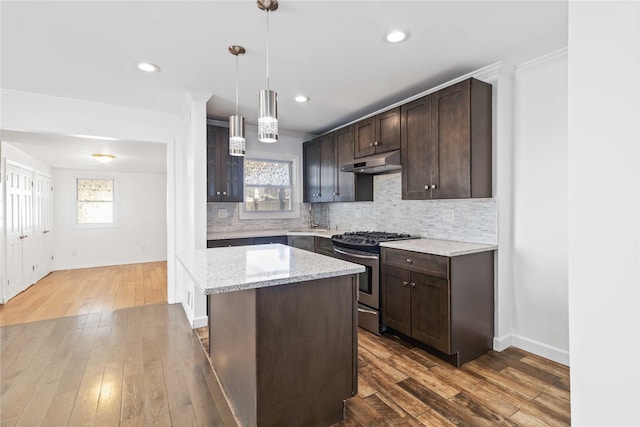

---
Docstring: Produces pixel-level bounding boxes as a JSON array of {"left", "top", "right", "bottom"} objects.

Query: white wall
[
  {"left": 1, "top": 90, "right": 178, "bottom": 302},
  {"left": 568, "top": 1, "right": 639, "bottom": 424},
  {"left": 511, "top": 50, "right": 569, "bottom": 364},
  {"left": 53, "top": 168, "right": 167, "bottom": 269}
]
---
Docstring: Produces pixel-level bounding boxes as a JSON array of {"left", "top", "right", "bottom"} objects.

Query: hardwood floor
[
  {"left": 195, "top": 327, "right": 571, "bottom": 427},
  {"left": 1, "top": 263, "right": 570, "bottom": 426},
  {"left": 0, "top": 303, "right": 235, "bottom": 427},
  {"left": 0, "top": 262, "right": 167, "bottom": 327}
]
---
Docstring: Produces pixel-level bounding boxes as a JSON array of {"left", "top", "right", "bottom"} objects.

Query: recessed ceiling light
[
  {"left": 386, "top": 31, "right": 407, "bottom": 43},
  {"left": 137, "top": 62, "right": 160, "bottom": 73},
  {"left": 295, "top": 95, "right": 310, "bottom": 103}
]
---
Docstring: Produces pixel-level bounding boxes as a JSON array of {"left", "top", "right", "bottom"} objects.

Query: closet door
[
  {"left": 34, "top": 173, "right": 53, "bottom": 282},
  {"left": 5, "top": 163, "right": 34, "bottom": 301}
]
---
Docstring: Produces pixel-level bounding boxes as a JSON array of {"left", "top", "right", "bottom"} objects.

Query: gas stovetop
[{"left": 331, "top": 231, "right": 418, "bottom": 252}]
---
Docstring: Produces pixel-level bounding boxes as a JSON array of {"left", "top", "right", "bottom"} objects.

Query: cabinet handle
[
  {"left": 406, "top": 258, "right": 412, "bottom": 263},
  {"left": 223, "top": 191, "right": 227, "bottom": 196},
  {"left": 369, "top": 143, "right": 373, "bottom": 147},
  {"left": 431, "top": 184, "right": 437, "bottom": 190},
  {"left": 424, "top": 185, "right": 430, "bottom": 190},
  {"left": 402, "top": 281, "right": 408, "bottom": 287},
  {"left": 374, "top": 141, "right": 379, "bottom": 146},
  {"left": 43, "top": 230, "right": 50, "bottom": 234},
  {"left": 333, "top": 192, "right": 338, "bottom": 196},
  {"left": 216, "top": 191, "right": 221, "bottom": 195},
  {"left": 19, "top": 235, "right": 25, "bottom": 240},
  {"left": 410, "top": 282, "right": 416, "bottom": 288}
]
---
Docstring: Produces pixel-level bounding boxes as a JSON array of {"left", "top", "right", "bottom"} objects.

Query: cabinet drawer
[
  {"left": 381, "top": 248, "right": 449, "bottom": 279},
  {"left": 314, "top": 237, "right": 334, "bottom": 256}
]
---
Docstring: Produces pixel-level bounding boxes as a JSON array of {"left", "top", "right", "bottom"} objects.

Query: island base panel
[{"left": 209, "top": 274, "right": 357, "bottom": 427}]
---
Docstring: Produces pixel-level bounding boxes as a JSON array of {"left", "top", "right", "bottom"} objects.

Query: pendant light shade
[
  {"left": 257, "top": 0, "right": 279, "bottom": 143},
  {"left": 258, "top": 89, "right": 278, "bottom": 143},
  {"left": 229, "top": 114, "right": 245, "bottom": 156},
  {"left": 228, "top": 45, "right": 246, "bottom": 156}
]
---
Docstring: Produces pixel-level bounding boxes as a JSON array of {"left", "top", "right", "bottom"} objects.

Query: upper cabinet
[
  {"left": 303, "top": 126, "right": 373, "bottom": 203},
  {"left": 401, "top": 78, "right": 492, "bottom": 200},
  {"left": 207, "top": 124, "right": 244, "bottom": 202},
  {"left": 354, "top": 107, "right": 401, "bottom": 158}
]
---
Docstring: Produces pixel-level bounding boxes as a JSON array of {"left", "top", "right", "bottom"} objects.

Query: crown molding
[{"left": 516, "top": 47, "right": 568, "bottom": 75}]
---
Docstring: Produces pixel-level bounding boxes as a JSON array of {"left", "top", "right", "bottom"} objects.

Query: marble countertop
[
  {"left": 380, "top": 238, "right": 497, "bottom": 257},
  {"left": 207, "top": 228, "right": 341, "bottom": 240},
  {"left": 177, "top": 243, "right": 365, "bottom": 295}
]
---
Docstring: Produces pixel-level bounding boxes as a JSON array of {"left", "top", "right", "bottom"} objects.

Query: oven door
[{"left": 333, "top": 246, "right": 380, "bottom": 310}]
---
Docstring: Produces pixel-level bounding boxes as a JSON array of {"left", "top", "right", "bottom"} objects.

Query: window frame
[
  {"left": 74, "top": 176, "right": 119, "bottom": 228},
  {"left": 239, "top": 151, "right": 301, "bottom": 220}
]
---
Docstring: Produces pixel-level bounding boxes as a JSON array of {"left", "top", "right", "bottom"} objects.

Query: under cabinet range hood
[{"left": 340, "top": 150, "right": 401, "bottom": 174}]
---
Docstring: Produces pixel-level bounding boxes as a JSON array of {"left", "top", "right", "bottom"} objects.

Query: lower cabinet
[
  {"left": 287, "top": 235, "right": 315, "bottom": 252},
  {"left": 381, "top": 247, "right": 494, "bottom": 366},
  {"left": 207, "top": 236, "right": 287, "bottom": 248}
]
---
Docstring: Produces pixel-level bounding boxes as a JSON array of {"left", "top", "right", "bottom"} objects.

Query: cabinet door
[
  {"left": 354, "top": 117, "right": 376, "bottom": 158},
  {"left": 303, "top": 139, "right": 321, "bottom": 203},
  {"left": 431, "top": 80, "right": 472, "bottom": 199},
  {"left": 207, "top": 125, "right": 221, "bottom": 202},
  {"left": 287, "top": 236, "right": 315, "bottom": 252},
  {"left": 223, "top": 133, "right": 245, "bottom": 202},
  {"left": 375, "top": 107, "right": 401, "bottom": 154},
  {"left": 334, "top": 126, "right": 355, "bottom": 202},
  {"left": 410, "top": 272, "right": 451, "bottom": 354},
  {"left": 401, "top": 96, "right": 433, "bottom": 200},
  {"left": 381, "top": 265, "right": 412, "bottom": 336},
  {"left": 318, "top": 134, "right": 335, "bottom": 203},
  {"left": 207, "top": 125, "right": 244, "bottom": 202}
]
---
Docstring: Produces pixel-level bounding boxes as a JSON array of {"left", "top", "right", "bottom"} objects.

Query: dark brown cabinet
[
  {"left": 401, "top": 78, "right": 492, "bottom": 200},
  {"left": 354, "top": 107, "right": 401, "bottom": 158},
  {"left": 303, "top": 134, "right": 335, "bottom": 203},
  {"left": 381, "top": 247, "right": 494, "bottom": 366},
  {"left": 303, "top": 127, "right": 373, "bottom": 203},
  {"left": 207, "top": 123, "right": 244, "bottom": 202}
]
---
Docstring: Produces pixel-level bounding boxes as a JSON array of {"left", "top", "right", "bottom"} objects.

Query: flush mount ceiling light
[
  {"left": 137, "top": 62, "right": 160, "bottom": 73},
  {"left": 295, "top": 95, "right": 310, "bottom": 103},
  {"left": 386, "top": 31, "right": 408, "bottom": 43},
  {"left": 228, "top": 45, "right": 246, "bottom": 157},
  {"left": 257, "top": 0, "right": 279, "bottom": 143},
  {"left": 92, "top": 154, "right": 115, "bottom": 164}
]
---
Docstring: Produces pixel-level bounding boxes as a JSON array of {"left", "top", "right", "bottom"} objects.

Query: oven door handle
[{"left": 333, "top": 247, "right": 379, "bottom": 260}]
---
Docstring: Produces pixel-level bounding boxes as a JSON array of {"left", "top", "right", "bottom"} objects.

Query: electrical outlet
[
  {"left": 217, "top": 209, "right": 228, "bottom": 219},
  {"left": 443, "top": 209, "right": 455, "bottom": 223}
]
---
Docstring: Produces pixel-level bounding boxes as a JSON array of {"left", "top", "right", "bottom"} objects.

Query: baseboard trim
[
  {"left": 495, "top": 333, "right": 569, "bottom": 366},
  {"left": 192, "top": 315, "right": 208, "bottom": 329},
  {"left": 493, "top": 334, "right": 513, "bottom": 351}
]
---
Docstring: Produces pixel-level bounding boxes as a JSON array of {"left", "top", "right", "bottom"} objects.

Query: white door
[
  {"left": 33, "top": 173, "right": 53, "bottom": 281},
  {"left": 4, "top": 163, "right": 34, "bottom": 301}
]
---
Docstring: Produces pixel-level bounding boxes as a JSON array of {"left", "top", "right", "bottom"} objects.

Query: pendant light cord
[
  {"left": 235, "top": 54, "right": 239, "bottom": 116},
  {"left": 266, "top": 10, "right": 270, "bottom": 90}
]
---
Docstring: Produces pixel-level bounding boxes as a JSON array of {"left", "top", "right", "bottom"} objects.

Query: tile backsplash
[
  {"left": 208, "top": 173, "right": 497, "bottom": 245},
  {"left": 321, "top": 173, "right": 497, "bottom": 244}
]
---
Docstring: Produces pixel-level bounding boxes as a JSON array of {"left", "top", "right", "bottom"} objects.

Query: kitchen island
[{"left": 178, "top": 244, "right": 365, "bottom": 427}]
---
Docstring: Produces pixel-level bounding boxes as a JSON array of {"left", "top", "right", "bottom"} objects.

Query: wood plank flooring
[
  {"left": 0, "top": 303, "right": 236, "bottom": 427},
  {"left": 195, "top": 327, "right": 571, "bottom": 427},
  {"left": 0, "top": 262, "right": 167, "bottom": 327}
]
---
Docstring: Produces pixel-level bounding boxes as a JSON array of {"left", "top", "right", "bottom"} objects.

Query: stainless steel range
[{"left": 331, "top": 231, "right": 418, "bottom": 335}]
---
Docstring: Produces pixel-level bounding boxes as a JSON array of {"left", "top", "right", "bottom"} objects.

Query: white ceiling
[{"left": 0, "top": 1, "right": 568, "bottom": 172}]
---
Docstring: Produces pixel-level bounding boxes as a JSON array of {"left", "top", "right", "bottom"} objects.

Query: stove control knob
[
  {"left": 365, "top": 239, "right": 371, "bottom": 243},
  {"left": 370, "top": 240, "right": 377, "bottom": 245}
]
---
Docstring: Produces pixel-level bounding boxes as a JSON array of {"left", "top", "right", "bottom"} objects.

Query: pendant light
[
  {"left": 228, "top": 45, "right": 246, "bottom": 156},
  {"left": 257, "top": 0, "right": 278, "bottom": 143}
]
